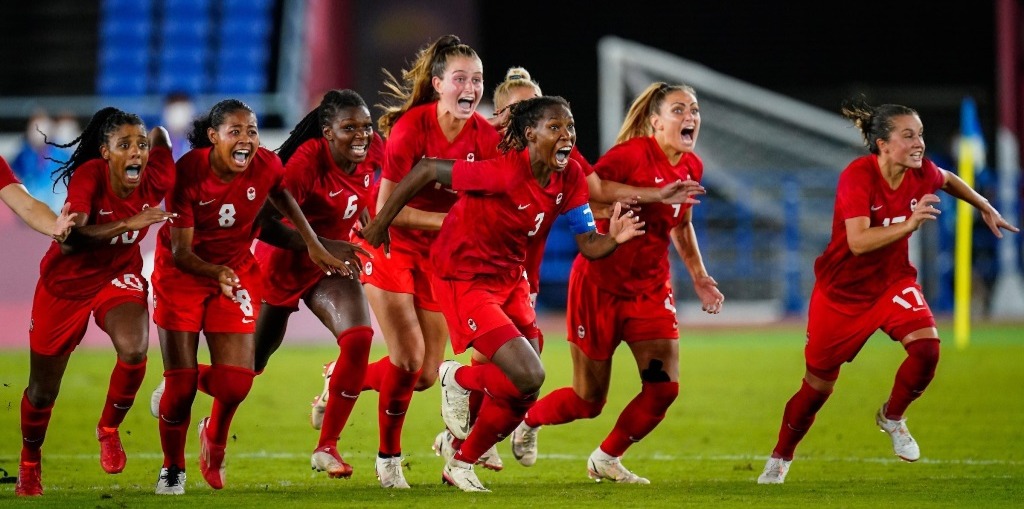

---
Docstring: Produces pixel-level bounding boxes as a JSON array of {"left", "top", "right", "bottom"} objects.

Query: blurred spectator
[
  {"left": 10, "top": 110, "right": 66, "bottom": 212},
  {"left": 160, "top": 92, "right": 196, "bottom": 160}
]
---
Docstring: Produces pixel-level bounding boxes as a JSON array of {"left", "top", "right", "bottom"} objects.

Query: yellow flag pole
[{"left": 953, "top": 138, "right": 974, "bottom": 349}]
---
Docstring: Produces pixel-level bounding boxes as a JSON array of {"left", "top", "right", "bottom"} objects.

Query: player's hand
[
  {"left": 907, "top": 193, "right": 941, "bottom": 231},
  {"left": 216, "top": 266, "right": 241, "bottom": 300},
  {"left": 980, "top": 205, "right": 1020, "bottom": 239},
  {"left": 358, "top": 218, "right": 391, "bottom": 256},
  {"left": 124, "top": 207, "right": 177, "bottom": 231},
  {"left": 694, "top": 275, "right": 724, "bottom": 314},
  {"left": 318, "top": 238, "right": 372, "bottom": 278},
  {"left": 52, "top": 202, "right": 76, "bottom": 243},
  {"left": 607, "top": 201, "right": 645, "bottom": 244},
  {"left": 659, "top": 179, "right": 704, "bottom": 205}
]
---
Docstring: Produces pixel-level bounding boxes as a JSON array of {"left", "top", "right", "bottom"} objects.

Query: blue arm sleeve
[{"left": 565, "top": 204, "right": 596, "bottom": 235}]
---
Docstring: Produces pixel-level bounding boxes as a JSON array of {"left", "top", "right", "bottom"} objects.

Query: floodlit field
[{"left": 1, "top": 322, "right": 1021, "bottom": 508}]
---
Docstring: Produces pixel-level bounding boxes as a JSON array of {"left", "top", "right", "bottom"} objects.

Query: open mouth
[
  {"left": 681, "top": 127, "right": 695, "bottom": 143},
  {"left": 350, "top": 142, "right": 367, "bottom": 157},
  {"left": 232, "top": 149, "right": 251, "bottom": 166},
  {"left": 457, "top": 97, "right": 475, "bottom": 111},
  {"left": 125, "top": 164, "right": 142, "bottom": 181},
  {"left": 554, "top": 147, "right": 572, "bottom": 167}
]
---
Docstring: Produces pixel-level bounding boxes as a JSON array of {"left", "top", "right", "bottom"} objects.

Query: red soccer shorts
[
  {"left": 805, "top": 278, "right": 936, "bottom": 372},
  {"left": 152, "top": 256, "right": 263, "bottom": 334},
  {"left": 431, "top": 270, "right": 539, "bottom": 357},
  {"left": 360, "top": 240, "right": 439, "bottom": 311},
  {"left": 566, "top": 268, "right": 679, "bottom": 361},
  {"left": 254, "top": 241, "right": 325, "bottom": 310},
  {"left": 29, "top": 273, "right": 149, "bottom": 356}
]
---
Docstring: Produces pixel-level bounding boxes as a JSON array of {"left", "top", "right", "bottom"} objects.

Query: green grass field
[{"left": 1, "top": 322, "right": 1021, "bottom": 508}]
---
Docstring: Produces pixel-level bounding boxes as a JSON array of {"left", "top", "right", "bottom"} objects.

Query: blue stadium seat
[
  {"left": 98, "top": 72, "right": 149, "bottom": 96},
  {"left": 163, "top": 0, "right": 212, "bottom": 14},
  {"left": 222, "top": 17, "right": 273, "bottom": 39},
  {"left": 99, "top": 46, "right": 150, "bottom": 69},
  {"left": 156, "top": 71, "right": 206, "bottom": 95},
  {"left": 216, "top": 45, "right": 270, "bottom": 67},
  {"left": 222, "top": 0, "right": 274, "bottom": 13},
  {"left": 100, "top": 19, "right": 153, "bottom": 45},
  {"left": 211, "top": 72, "right": 267, "bottom": 94},
  {"left": 161, "top": 17, "right": 212, "bottom": 43}
]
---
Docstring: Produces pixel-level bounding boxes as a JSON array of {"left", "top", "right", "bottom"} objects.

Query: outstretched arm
[
  {"left": 255, "top": 201, "right": 370, "bottom": 272},
  {"left": 375, "top": 176, "right": 448, "bottom": 231},
  {"left": 0, "top": 184, "right": 74, "bottom": 240},
  {"left": 361, "top": 158, "right": 455, "bottom": 250},
  {"left": 670, "top": 207, "right": 723, "bottom": 314},
  {"left": 940, "top": 169, "right": 1019, "bottom": 238},
  {"left": 267, "top": 187, "right": 355, "bottom": 277}
]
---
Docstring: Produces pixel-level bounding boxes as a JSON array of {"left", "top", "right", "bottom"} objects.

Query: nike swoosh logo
[
  {"left": 242, "top": 318, "right": 254, "bottom": 323},
  {"left": 384, "top": 409, "right": 406, "bottom": 416},
  {"left": 329, "top": 190, "right": 343, "bottom": 197},
  {"left": 340, "top": 391, "right": 359, "bottom": 399},
  {"left": 517, "top": 204, "right": 529, "bottom": 210},
  {"left": 871, "top": 205, "right": 883, "bottom": 211},
  {"left": 654, "top": 177, "right": 664, "bottom": 183},
  {"left": 98, "top": 210, "right": 113, "bottom": 215},
  {"left": 200, "top": 199, "right": 216, "bottom": 206},
  {"left": 113, "top": 403, "right": 133, "bottom": 410}
]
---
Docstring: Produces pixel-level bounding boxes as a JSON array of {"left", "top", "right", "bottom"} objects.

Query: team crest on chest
[
  {"left": 466, "top": 153, "right": 475, "bottom": 162},
  {"left": 247, "top": 187, "right": 256, "bottom": 200},
  {"left": 364, "top": 174, "right": 370, "bottom": 187},
  {"left": 556, "top": 193, "right": 563, "bottom": 205}
]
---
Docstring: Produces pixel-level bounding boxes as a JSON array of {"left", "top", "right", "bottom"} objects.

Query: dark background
[{"left": 477, "top": 1, "right": 996, "bottom": 163}]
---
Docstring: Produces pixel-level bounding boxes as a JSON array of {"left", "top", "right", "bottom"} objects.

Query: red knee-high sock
[
  {"left": 196, "top": 363, "right": 213, "bottom": 395},
  {"left": 601, "top": 381, "right": 678, "bottom": 457},
  {"left": 20, "top": 391, "right": 52, "bottom": 463},
  {"left": 318, "top": 326, "right": 373, "bottom": 448},
  {"left": 455, "top": 383, "right": 535, "bottom": 464},
  {"left": 772, "top": 379, "right": 832, "bottom": 460},
  {"left": 362, "top": 355, "right": 390, "bottom": 392},
  {"left": 467, "top": 358, "right": 486, "bottom": 427},
  {"left": 524, "top": 387, "right": 606, "bottom": 428},
  {"left": 377, "top": 362, "right": 420, "bottom": 456},
  {"left": 204, "top": 365, "right": 255, "bottom": 445},
  {"left": 158, "top": 368, "right": 198, "bottom": 468},
  {"left": 98, "top": 357, "right": 147, "bottom": 429},
  {"left": 453, "top": 362, "right": 522, "bottom": 400},
  {"left": 886, "top": 339, "right": 940, "bottom": 420}
]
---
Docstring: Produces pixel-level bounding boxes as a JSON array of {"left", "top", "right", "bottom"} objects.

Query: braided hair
[
  {"left": 49, "top": 107, "right": 144, "bottom": 190},
  {"left": 498, "top": 96, "right": 571, "bottom": 153},
  {"left": 841, "top": 98, "right": 919, "bottom": 155},
  {"left": 277, "top": 89, "right": 368, "bottom": 165},
  {"left": 187, "top": 99, "right": 254, "bottom": 149},
  {"left": 377, "top": 34, "right": 480, "bottom": 137}
]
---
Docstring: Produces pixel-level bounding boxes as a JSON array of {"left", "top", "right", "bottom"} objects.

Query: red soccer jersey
[
  {"left": 157, "top": 146, "right": 285, "bottom": 268},
  {"left": 579, "top": 136, "right": 704, "bottom": 296},
  {"left": 432, "top": 149, "right": 589, "bottom": 281},
  {"left": 255, "top": 137, "right": 376, "bottom": 287},
  {"left": 813, "top": 155, "right": 945, "bottom": 304},
  {"left": 0, "top": 155, "right": 19, "bottom": 188},
  {"left": 38, "top": 146, "right": 175, "bottom": 299},
  {"left": 381, "top": 102, "right": 501, "bottom": 252},
  {"left": 522, "top": 147, "right": 593, "bottom": 293}
]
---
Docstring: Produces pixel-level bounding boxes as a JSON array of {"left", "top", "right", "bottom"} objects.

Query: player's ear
[
  {"left": 207, "top": 127, "right": 218, "bottom": 145},
  {"left": 525, "top": 125, "right": 536, "bottom": 142},
  {"left": 99, "top": 143, "right": 110, "bottom": 161}
]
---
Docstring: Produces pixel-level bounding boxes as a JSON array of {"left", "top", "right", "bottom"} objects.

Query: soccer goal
[{"left": 597, "top": 36, "right": 867, "bottom": 323}]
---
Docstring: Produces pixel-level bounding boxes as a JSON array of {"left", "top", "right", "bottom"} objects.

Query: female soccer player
[
  {"left": 756, "top": 100, "right": 1018, "bottom": 484},
  {"left": 15, "top": 107, "right": 176, "bottom": 496},
  {"left": 0, "top": 155, "right": 75, "bottom": 241},
  {"left": 353, "top": 34, "right": 501, "bottom": 488},
  {"left": 361, "top": 96, "right": 645, "bottom": 492},
  {"left": 432, "top": 68, "right": 705, "bottom": 472},
  {"left": 251, "top": 89, "right": 379, "bottom": 481},
  {"left": 508, "top": 83, "right": 724, "bottom": 484},
  {"left": 151, "top": 99, "right": 347, "bottom": 494}
]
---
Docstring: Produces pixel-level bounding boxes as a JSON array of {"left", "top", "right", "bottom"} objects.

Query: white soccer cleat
[
  {"left": 438, "top": 360, "right": 471, "bottom": 439},
  {"left": 477, "top": 444, "right": 504, "bottom": 471},
  {"left": 876, "top": 404, "right": 921, "bottom": 462},
  {"left": 442, "top": 457, "right": 490, "bottom": 492},
  {"left": 310, "top": 361, "right": 336, "bottom": 430},
  {"left": 511, "top": 421, "right": 539, "bottom": 467},
  {"left": 757, "top": 456, "right": 792, "bottom": 484},
  {"left": 586, "top": 448, "right": 650, "bottom": 484},
  {"left": 155, "top": 465, "right": 186, "bottom": 495},
  {"left": 375, "top": 456, "right": 410, "bottom": 489},
  {"left": 150, "top": 379, "right": 165, "bottom": 418},
  {"left": 432, "top": 429, "right": 456, "bottom": 463}
]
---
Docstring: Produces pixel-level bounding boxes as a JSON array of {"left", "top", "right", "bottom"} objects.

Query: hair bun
[{"left": 504, "top": 67, "right": 531, "bottom": 82}]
